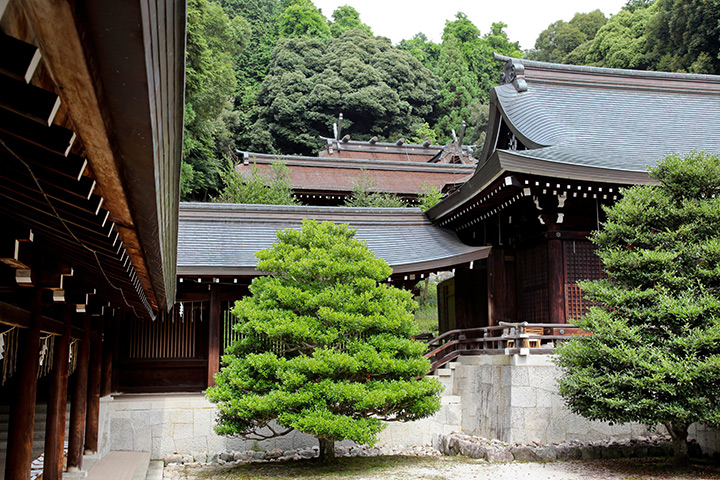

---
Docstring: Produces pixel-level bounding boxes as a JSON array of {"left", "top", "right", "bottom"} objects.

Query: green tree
[
  {"left": 344, "top": 171, "right": 406, "bottom": 208},
  {"left": 398, "top": 33, "right": 440, "bottom": 71},
  {"left": 207, "top": 220, "right": 442, "bottom": 461},
  {"left": 555, "top": 151, "right": 720, "bottom": 467},
  {"left": 329, "top": 5, "right": 372, "bottom": 37},
  {"left": 278, "top": 0, "right": 330, "bottom": 39},
  {"left": 218, "top": 0, "right": 283, "bottom": 155},
  {"left": 585, "top": 2, "right": 658, "bottom": 69},
  {"left": 251, "top": 30, "right": 440, "bottom": 155},
  {"left": 214, "top": 160, "right": 299, "bottom": 205},
  {"left": 184, "top": 0, "right": 249, "bottom": 199},
  {"left": 646, "top": 0, "right": 720, "bottom": 74},
  {"left": 526, "top": 10, "right": 607, "bottom": 64},
  {"left": 417, "top": 183, "right": 443, "bottom": 212}
]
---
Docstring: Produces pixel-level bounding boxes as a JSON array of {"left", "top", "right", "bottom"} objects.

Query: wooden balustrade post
[
  {"left": 4, "top": 287, "right": 43, "bottom": 480},
  {"left": 207, "top": 284, "right": 221, "bottom": 388},
  {"left": 85, "top": 318, "right": 103, "bottom": 454},
  {"left": 67, "top": 314, "right": 91, "bottom": 471},
  {"left": 44, "top": 304, "right": 73, "bottom": 480}
]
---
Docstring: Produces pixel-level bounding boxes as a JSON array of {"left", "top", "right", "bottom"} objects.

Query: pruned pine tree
[
  {"left": 556, "top": 151, "right": 720, "bottom": 467},
  {"left": 207, "top": 220, "right": 442, "bottom": 461}
]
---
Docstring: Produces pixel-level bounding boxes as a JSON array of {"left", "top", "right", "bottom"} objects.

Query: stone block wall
[
  {"left": 452, "top": 354, "right": 718, "bottom": 454},
  {"left": 97, "top": 390, "right": 459, "bottom": 459}
]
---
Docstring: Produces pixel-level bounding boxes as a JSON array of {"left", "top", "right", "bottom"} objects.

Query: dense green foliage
[
  {"left": 184, "top": 0, "right": 720, "bottom": 200},
  {"left": 526, "top": 10, "right": 607, "bottom": 64},
  {"left": 417, "top": 184, "right": 443, "bottom": 212},
  {"left": 528, "top": 0, "right": 720, "bottom": 74},
  {"left": 214, "top": 160, "right": 298, "bottom": 205},
  {"left": 183, "top": 0, "right": 249, "bottom": 198},
  {"left": 207, "top": 220, "right": 442, "bottom": 460},
  {"left": 248, "top": 30, "right": 440, "bottom": 155},
  {"left": 555, "top": 152, "right": 720, "bottom": 466}
]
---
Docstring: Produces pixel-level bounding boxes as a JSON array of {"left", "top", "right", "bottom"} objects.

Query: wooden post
[
  {"left": 100, "top": 313, "right": 113, "bottom": 397},
  {"left": 547, "top": 230, "right": 566, "bottom": 324},
  {"left": 67, "top": 314, "right": 91, "bottom": 471},
  {"left": 207, "top": 285, "right": 221, "bottom": 388},
  {"left": 84, "top": 319, "right": 103, "bottom": 454},
  {"left": 44, "top": 304, "right": 73, "bottom": 480},
  {"left": 4, "top": 288, "right": 43, "bottom": 480}
]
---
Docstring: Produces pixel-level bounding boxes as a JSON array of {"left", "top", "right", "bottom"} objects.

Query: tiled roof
[
  {"left": 177, "top": 203, "right": 489, "bottom": 276},
  {"left": 237, "top": 152, "right": 475, "bottom": 195},
  {"left": 493, "top": 56, "right": 720, "bottom": 173},
  {"left": 428, "top": 57, "right": 720, "bottom": 222}
]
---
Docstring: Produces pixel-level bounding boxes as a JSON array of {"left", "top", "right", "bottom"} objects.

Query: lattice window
[
  {"left": 128, "top": 302, "right": 205, "bottom": 359},
  {"left": 564, "top": 240, "right": 604, "bottom": 320},
  {"left": 518, "top": 243, "right": 549, "bottom": 322}
]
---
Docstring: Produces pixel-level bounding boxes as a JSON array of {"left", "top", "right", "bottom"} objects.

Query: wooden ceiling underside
[{"left": 0, "top": 33, "right": 152, "bottom": 317}]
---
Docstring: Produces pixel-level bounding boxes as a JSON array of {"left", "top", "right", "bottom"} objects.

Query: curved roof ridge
[{"left": 493, "top": 53, "right": 720, "bottom": 85}]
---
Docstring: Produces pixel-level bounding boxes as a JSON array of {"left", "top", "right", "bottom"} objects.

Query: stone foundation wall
[
  {"left": 453, "top": 354, "right": 719, "bottom": 454},
  {"left": 96, "top": 355, "right": 720, "bottom": 459},
  {"left": 97, "top": 391, "right": 457, "bottom": 459}
]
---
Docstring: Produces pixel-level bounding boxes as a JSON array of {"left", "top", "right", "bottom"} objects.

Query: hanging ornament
[
  {"left": 0, "top": 332, "right": 4, "bottom": 360},
  {"left": 39, "top": 337, "right": 48, "bottom": 366}
]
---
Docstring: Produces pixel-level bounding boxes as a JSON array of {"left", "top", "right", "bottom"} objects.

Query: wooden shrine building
[
  {"left": 0, "top": 0, "right": 183, "bottom": 478},
  {"left": 235, "top": 151, "right": 475, "bottom": 206},
  {"left": 427, "top": 54, "right": 720, "bottom": 332}
]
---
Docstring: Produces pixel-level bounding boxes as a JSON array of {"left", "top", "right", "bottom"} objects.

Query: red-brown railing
[{"left": 422, "top": 322, "right": 587, "bottom": 374}]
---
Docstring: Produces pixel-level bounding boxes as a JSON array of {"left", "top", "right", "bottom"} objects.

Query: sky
[{"left": 312, "top": 0, "right": 629, "bottom": 50}]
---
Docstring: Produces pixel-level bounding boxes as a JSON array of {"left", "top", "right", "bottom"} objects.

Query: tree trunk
[
  {"left": 665, "top": 422, "right": 690, "bottom": 467},
  {"left": 318, "top": 438, "right": 335, "bottom": 462}
]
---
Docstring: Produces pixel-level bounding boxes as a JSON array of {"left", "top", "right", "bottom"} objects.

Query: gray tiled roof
[
  {"left": 177, "top": 203, "right": 489, "bottom": 276},
  {"left": 494, "top": 58, "right": 720, "bottom": 173}
]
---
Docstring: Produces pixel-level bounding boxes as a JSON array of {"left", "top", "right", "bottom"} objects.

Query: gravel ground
[{"left": 165, "top": 456, "right": 720, "bottom": 480}]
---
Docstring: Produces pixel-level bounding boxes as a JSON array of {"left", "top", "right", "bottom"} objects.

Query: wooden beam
[
  {"left": 67, "top": 314, "right": 91, "bottom": 471},
  {"left": 20, "top": 0, "right": 157, "bottom": 310},
  {"left": 0, "top": 33, "right": 41, "bottom": 83},
  {"left": 43, "top": 304, "right": 73, "bottom": 480},
  {"left": 0, "top": 71, "right": 60, "bottom": 125},
  {"left": 0, "top": 105, "right": 75, "bottom": 155},
  {"left": 4, "top": 288, "right": 42, "bottom": 480}
]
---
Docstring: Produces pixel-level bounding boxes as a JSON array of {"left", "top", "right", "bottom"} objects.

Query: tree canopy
[
  {"left": 206, "top": 220, "right": 442, "bottom": 461},
  {"left": 555, "top": 151, "right": 720, "bottom": 466},
  {"left": 527, "top": 1, "right": 720, "bottom": 74},
  {"left": 248, "top": 30, "right": 440, "bottom": 155},
  {"left": 183, "top": 0, "right": 249, "bottom": 198}
]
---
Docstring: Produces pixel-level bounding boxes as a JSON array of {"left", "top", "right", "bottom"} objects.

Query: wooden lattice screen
[
  {"left": 517, "top": 243, "right": 549, "bottom": 322},
  {"left": 564, "top": 240, "right": 604, "bottom": 320},
  {"left": 128, "top": 302, "right": 205, "bottom": 359}
]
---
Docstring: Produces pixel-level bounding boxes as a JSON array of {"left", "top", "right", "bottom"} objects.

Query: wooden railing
[{"left": 422, "top": 322, "right": 586, "bottom": 374}]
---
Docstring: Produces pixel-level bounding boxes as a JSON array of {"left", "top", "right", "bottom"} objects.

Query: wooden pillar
[
  {"left": 207, "top": 285, "right": 221, "bottom": 388},
  {"left": 547, "top": 230, "right": 566, "bottom": 324},
  {"left": 100, "top": 314, "right": 113, "bottom": 397},
  {"left": 84, "top": 319, "right": 103, "bottom": 454},
  {"left": 111, "top": 309, "right": 121, "bottom": 393},
  {"left": 43, "top": 304, "right": 73, "bottom": 480},
  {"left": 5, "top": 288, "right": 43, "bottom": 480},
  {"left": 67, "top": 314, "right": 91, "bottom": 471}
]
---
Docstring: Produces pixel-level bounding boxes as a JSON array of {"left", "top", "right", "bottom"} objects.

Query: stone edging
[{"left": 432, "top": 432, "right": 702, "bottom": 462}]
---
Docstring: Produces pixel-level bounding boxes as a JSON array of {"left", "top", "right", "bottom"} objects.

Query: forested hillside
[{"left": 183, "top": 0, "right": 720, "bottom": 200}]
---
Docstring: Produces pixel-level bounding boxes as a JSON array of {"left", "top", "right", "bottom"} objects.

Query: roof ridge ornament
[{"left": 497, "top": 55, "right": 528, "bottom": 93}]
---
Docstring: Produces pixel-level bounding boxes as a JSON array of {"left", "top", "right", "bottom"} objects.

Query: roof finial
[{"left": 497, "top": 54, "right": 527, "bottom": 92}]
